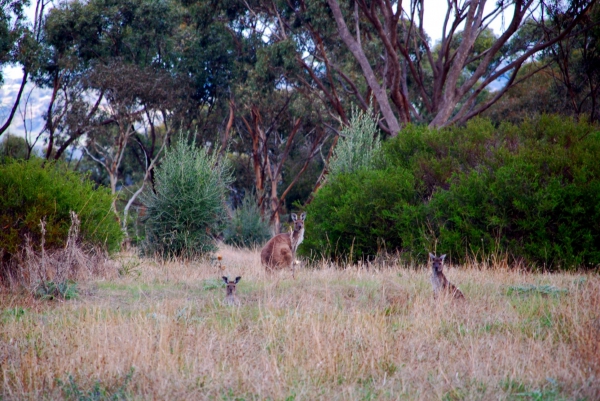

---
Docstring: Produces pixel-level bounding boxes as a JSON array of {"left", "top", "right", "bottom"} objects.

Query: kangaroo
[
  {"left": 222, "top": 276, "right": 241, "bottom": 306},
  {"left": 429, "top": 253, "right": 465, "bottom": 300},
  {"left": 261, "top": 212, "right": 306, "bottom": 278}
]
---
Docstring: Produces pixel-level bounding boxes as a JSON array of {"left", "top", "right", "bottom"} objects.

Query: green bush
[
  {"left": 141, "top": 139, "right": 233, "bottom": 258},
  {"left": 0, "top": 158, "right": 122, "bottom": 275},
  {"left": 429, "top": 130, "right": 600, "bottom": 268},
  {"left": 223, "top": 193, "right": 271, "bottom": 248},
  {"left": 35, "top": 280, "right": 79, "bottom": 301},
  {"left": 304, "top": 116, "right": 600, "bottom": 269},
  {"left": 303, "top": 167, "right": 421, "bottom": 262},
  {"left": 0, "top": 134, "right": 29, "bottom": 160}
]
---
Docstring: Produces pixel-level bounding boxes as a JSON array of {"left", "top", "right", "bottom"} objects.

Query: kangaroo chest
[
  {"left": 291, "top": 229, "right": 304, "bottom": 253},
  {"left": 431, "top": 273, "right": 447, "bottom": 293}
]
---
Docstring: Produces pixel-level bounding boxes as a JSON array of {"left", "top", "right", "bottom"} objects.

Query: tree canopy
[{"left": 1, "top": 0, "right": 599, "bottom": 240}]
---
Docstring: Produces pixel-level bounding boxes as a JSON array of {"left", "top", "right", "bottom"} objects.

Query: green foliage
[
  {"left": 328, "top": 107, "right": 381, "bottom": 180},
  {"left": 116, "top": 255, "right": 142, "bottom": 277},
  {"left": 0, "top": 134, "right": 29, "bottom": 160},
  {"left": 42, "top": 0, "right": 178, "bottom": 67},
  {"left": 304, "top": 116, "right": 600, "bottom": 269},
  {"left": 0, "top": 158, "right": 122, "bottom": 269},
  {"left": 223, "top": 193, "right": 271, "bottom": 248},
  {"left": 506, "top": 285, "right": 568, "bottom": 297},
  {"left": 35, "top": 280, "right": 79, "bottom": 301},
  {"left": 303, "top": 167, "right": 419, "bottom": 262},
  {"left": 426, "top": 117, "right": 600, "bottom": 268},
  {"left": 57, "top": 367, "right": 134, "bottom": 401},
  {"left": 202, "top": 278, "right": 225, "bottom": 291},
  {"left": 0, "top": 0, "right": 28, "bottom": 84},
  {"left": 141, "top": 139, "right": 233, "bottom": 259}
]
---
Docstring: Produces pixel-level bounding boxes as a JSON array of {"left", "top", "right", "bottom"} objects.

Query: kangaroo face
[
  {"left": 291, "top": 212, "right": 306, "bottom": 232},
  {"left": 429, "top": 253, "right": 446, "bottom": 273},
  {"left": 222, "top": 276, "right": 241, "bottom": 295}
]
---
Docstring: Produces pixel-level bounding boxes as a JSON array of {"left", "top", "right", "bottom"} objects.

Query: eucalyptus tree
[
  {"left": 544, "top": 2, "right": 600, "bottom": 121},
  {"left": 0, "top": 0, "right": 44, "bottom": 137},
  {"left": 484, "top": 3, "right": 600, "bottom": 123},
  {"left": 243, "top": 0, "right": 597, "bottom": 133},
  {"left": 35, "top": 0, "right": 182, "bottom": 160},
  {"left": 233, "top": 92, "right": 327, "bottom": 231},
  {"left": 29, "top": 0, "right": 191, "bottom": 240}
]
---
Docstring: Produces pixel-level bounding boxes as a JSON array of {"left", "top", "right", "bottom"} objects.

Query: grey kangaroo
[
  {"left": 222, "top": 276, "right": 241, "bottom": 306},
  {"left": 429, "top": 253, "right": 465, "bottom": 300}
]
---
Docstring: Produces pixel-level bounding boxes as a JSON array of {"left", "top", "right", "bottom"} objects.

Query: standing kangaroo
[
  {"left": 261, "top": 212, "right": 306, "bottom": 278},
  {"left": 429, "top": 253, "right": 465, "bottom": 300},
  {"left": 222, "top": 276, "right": 241, "bottom": 306}
]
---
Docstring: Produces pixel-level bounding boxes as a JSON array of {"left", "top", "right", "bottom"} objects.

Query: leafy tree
[
  {"left": 544, "top": 2, "right": 600, "bottom": 121},
  {"left": 33, "top": 0, "right": 215, "bottom": 239},
  {"left": 242, "top": 0, "right": 596, "bottom": 132},
  {"left": 483, "top": 62, "right": 563, "bottom": 123},
  {"left": 485, "top": 4, "right": 600, "bottom": 124}
]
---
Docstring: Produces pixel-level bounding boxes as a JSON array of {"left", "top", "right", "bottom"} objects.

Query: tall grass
[{"left": 1, "top": 246, "right": 598, "bottom": 400}]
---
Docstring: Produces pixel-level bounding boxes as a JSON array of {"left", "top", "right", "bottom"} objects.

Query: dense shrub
[
  {"left": 303, "top": 116, "right": 600, "bottom": 270},
  {"left": 0, "top": 159, "right": 122, "bottom": 278},
  {"left": 0, "top": 134, "right": 29, "bottom": 160},
  {"left": 223, "top": 193, "right": 272, "bottom": 248},
  {"left": 304, "top": 168, "right": 419, "bottom": 262},
  {"left": 142, "top": 139, "right": 233, "bottom": 258},
  {"left": 428, "top": 120, "right": 600, "bottom": 268}
]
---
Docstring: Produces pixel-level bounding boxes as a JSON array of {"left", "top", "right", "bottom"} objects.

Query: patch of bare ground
[{"left": 1, "top": 245, "right": 598, "bottom": 400}]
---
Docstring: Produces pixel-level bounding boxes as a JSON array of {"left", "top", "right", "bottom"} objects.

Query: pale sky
[{"left": 423, "top": 0, "right": 515, "bottom": 44}]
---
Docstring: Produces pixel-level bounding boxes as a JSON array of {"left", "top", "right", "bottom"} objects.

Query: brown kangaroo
[
  {"left": 429, "top": 253, "right": 465, "bottom": 300},
  {"left": 261, "top": 212, "right": 306, "bottom": 278},
  {"left": 222, "top": 276, "right": 241, "bottom": 306}
]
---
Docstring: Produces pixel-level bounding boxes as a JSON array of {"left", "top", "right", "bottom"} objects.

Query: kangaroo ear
[
  {"left": 235, "top": 276, "right": 241, "bottom": 283},
  {"left": 440, "top": 254, "right": 446, "bottom": 261},
  {"left": 300, "top": 212, "right": 306, "bottom": 221},
  {"left": 429, "top": 253, "right": 435, "bottom": 260},
  {"left": 291, "top": 213, "right": 298, "bottom": 221},
  {"left": 222, "top": 276, "right": 228, "bottom": 284}
]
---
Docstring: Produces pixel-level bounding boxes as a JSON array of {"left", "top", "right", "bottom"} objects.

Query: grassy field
[{"left": 1, "top": 246, "right": 599, "bottom": 400}]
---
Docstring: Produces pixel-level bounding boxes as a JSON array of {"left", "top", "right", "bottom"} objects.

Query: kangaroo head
[
  {"left": 429, "top": 253, "right": 446, "bottom": 273},
  {"left": 222, "top": 276, "right": 241, "bottom": 295},
  {"left": 291, "top": 212, "right": 306, "bottom": 233}
]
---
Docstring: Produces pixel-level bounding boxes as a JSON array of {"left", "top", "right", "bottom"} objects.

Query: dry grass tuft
[
  {"left": 1, "top": 244, "right": 599, "bottom": 400},
  {"left": 2, "top": 213, "right": 116, "bottom": 294}
]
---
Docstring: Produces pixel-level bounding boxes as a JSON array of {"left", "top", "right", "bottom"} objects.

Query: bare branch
[
  {"left": 327, "top": 0, "right": 401, "bottom": 134},
  {"left": 0, "top": 70, "right": 28, "bottom": 137}
]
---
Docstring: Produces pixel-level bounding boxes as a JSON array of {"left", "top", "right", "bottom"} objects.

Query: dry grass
[
  {"left": 1, "top": 213, "right": 117, "bottom": 293},
  {"left": 1, "top": 245, "right": 599, "bottom": 400}
]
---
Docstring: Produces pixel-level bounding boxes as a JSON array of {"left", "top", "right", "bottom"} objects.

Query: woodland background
[{"left": 1, "top": 0, "right": 600, "bottom": 270}]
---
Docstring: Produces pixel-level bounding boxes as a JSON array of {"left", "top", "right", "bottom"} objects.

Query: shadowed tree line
[{"left": 1, "top": 0, "right": 599, "bottom": 240}]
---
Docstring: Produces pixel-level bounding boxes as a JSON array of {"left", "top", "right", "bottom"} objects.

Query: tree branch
[
  {"left": 327, "top": 0, "right": 401, "bottom": 134},
  {"left": 0, "top": 70, "right": 28, "bottom": 137}
]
